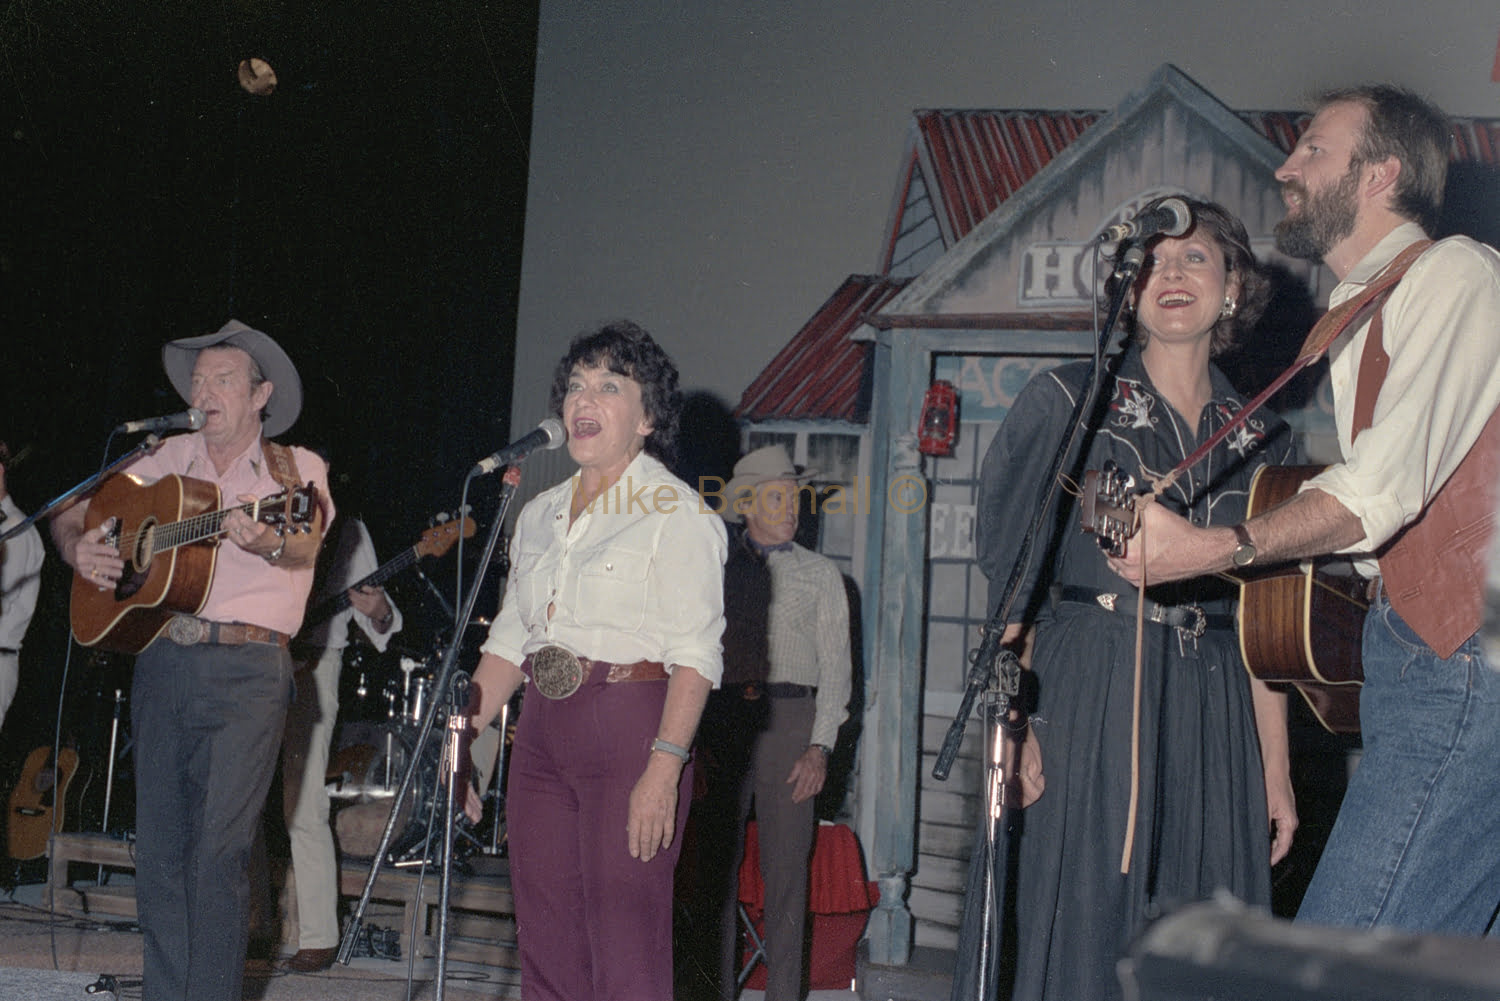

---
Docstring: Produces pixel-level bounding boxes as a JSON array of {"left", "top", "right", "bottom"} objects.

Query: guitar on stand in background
[{"left": 7, "top": 745, "right": 80, "bottom": 866}]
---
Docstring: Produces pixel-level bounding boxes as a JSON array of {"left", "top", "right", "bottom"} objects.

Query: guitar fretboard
[
  {"left": 118, "top": 495, "right": 286, "bottom": 558},
  {"left": 306, "top": 544, "right": 421, "bottom": 626}
]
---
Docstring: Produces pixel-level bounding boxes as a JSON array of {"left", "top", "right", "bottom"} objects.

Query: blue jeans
[{"left": 1296, "top": 595, "right": 1500, "bottom": 934}]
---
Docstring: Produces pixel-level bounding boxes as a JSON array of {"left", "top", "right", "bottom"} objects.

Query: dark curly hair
[
  {"left": 547, "top": 319, "right": 682, "bottom": 465},
  {"left": 1105, "top": 195, "right": 1270, "bottom": 356}
]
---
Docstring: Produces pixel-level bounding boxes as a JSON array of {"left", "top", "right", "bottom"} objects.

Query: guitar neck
[
  {"left": 151, "top": 498, "right": 266, "bottom": 556},
  {"left": 306, "top": 544, "right": 420, "bottom": 627}
]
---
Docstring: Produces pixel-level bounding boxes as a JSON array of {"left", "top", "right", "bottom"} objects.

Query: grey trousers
[
  {"left": 704, "top": 692, "right": 817, "bottom": 1001},
  {"left": 132, "top": 637, "right": 292, "bottom": 1001}
]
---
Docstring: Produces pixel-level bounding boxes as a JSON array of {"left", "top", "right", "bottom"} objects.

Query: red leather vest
[{"left": 1351, "top": 241, "right": 1500, "bottom": 658}]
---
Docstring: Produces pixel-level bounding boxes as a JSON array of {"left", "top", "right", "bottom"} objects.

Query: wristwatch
[
  {"left": 811, "top": 743, "right": 832, "bottom": 758},
  {"left": 1230, "top": 523, "right": 1257, "bottom": 568}
]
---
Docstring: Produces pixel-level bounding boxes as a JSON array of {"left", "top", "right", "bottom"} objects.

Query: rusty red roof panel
[
  {"left": 734, "top": 275, "right": 910, "bottom": 422},
  {"left": 913, "top": 109, "right": 1102, "bottom": 241}
]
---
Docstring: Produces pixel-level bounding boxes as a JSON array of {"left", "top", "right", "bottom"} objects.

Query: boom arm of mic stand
[
  {"left": 337, "top": 468, "right": 521, "bottom": 967},
  {"left": 1, "top": 435, "right": 161, "bottom": 543},
  {"left": 413, "top": 562, "right": 457, "bottom": 621},
  {"left": 931, "top": 248, "right": 1137, "bottom": 782}
]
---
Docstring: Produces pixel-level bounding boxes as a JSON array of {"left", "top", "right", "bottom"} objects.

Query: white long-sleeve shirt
[
  {"left": 1306, "top": 223, "right": 1500, "bottom": 575},
  {"left": 482, "top": 451, "right": 727, "bottom": 684}
]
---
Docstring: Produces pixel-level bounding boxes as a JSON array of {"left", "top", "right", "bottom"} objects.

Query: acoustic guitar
[
  {"left": 1233, "top": 465, "right": 1367, "bottom": 732},
  {"left": 1080, "top": 462, "right": 1367, "bottom": 733},
  {"left": 7, "top": 745, "right": 80, "bottom": 861},
  {"left": 70, "top": 472, "right": 319, "bottom": 654},
  {"left": 302, "top": 514, "right": 477, "bottom": 630}
]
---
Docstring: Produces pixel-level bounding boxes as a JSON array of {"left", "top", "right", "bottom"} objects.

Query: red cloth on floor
[{"left": 738, "top": 821, "right": 880, "bottom": 990}]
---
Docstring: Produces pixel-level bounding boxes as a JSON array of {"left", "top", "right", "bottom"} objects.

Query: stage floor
[{"left": 2, "top": 874, "right": 855, "bottom": 1000}]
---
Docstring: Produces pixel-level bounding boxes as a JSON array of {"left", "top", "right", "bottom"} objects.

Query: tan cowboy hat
[
  {"left": 720, "top": 444, "right": 818, "bottom": 523},
  {"left": 162, "top": 319, "right": 304, "bottom": 438}
]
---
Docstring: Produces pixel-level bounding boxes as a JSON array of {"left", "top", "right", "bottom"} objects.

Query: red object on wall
[
  {"left": 737, "top": 820, "right": 880, "bottom": 991},
  {"left": 917, "top": 379, "right": 958, "bottom": 456}
]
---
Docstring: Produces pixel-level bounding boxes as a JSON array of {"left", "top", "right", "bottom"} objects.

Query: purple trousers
[{"left": 508, "top": 663, "right": 692, "bottom": 1001}]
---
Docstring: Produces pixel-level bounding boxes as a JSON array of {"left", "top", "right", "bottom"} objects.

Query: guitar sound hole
[{"left": 114, "top": 518, "right": 152, "bottom": 601}]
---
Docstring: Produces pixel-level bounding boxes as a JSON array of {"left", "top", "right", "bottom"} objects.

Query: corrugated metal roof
[
  {"left": 734, "top": 275, "right": 909, "bottom": 422},
  {"left": 912, "top": 109, "right": 1103, "bottom": 245}
]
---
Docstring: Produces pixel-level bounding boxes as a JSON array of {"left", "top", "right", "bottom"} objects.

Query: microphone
[
  {"left": 472, "top": 418, "right": 566, "bottom": 475},
  {"left": 1097, "top": 197, "right": 1192, "bottom": 244},
  {"left": 115, "top": 408, "right": 205, "bottom": 434}
]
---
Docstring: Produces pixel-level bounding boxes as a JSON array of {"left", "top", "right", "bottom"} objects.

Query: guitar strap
[
  {"left": 260, "top": 439, "right": 303, "bottom": 491},
  {"left": 261, "top": 439, "right": 306, "bottom": 526}
]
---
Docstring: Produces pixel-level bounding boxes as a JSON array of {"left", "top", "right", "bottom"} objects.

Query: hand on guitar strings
[
  {"left": 224, "top": 494, "right": 281, "bottom": 558},
  {"left": 1106, "top": 498, "right": 1230, "bottom": 586},
  {"left": 73, "top": 517, "right": 123, "bottom": 591}
]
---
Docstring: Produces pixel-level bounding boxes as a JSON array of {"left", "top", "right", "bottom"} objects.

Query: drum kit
[{"left": 328, "top": 620, "right": 504, "bottom": 864}]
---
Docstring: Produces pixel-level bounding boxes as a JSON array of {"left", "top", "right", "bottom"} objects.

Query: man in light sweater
[{"left": 691, "top": 445, "right": 852, "bottom": 1001}]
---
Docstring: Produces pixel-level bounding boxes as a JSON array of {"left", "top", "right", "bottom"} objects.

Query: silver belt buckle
[
  {"left": 531, "top": 645, "right": 585, "bottom": 700},
  {"left": 168, "top": 615, "right": 209, "bottom": 646}
]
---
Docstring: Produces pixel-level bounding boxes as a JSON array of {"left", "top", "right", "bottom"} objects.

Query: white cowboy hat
[
  {"left": 719, "top": 444, "right": 818, "bottom": 523},
  {"left": 162, "top": 319, "right": 304, "bottom": 438}
]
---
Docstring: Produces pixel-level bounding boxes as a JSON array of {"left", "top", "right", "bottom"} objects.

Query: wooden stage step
[{"left": 45, "top": 832, "right": 518, "bottom": 971}]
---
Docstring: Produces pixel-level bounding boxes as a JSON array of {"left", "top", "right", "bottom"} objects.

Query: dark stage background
[{"left": 0, "top": 2, "right": 539, "bottom": 806}]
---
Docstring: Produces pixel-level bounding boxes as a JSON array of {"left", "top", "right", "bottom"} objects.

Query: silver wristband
[{"left": 650, "top": 738, "right": 690, "bottom": 761}]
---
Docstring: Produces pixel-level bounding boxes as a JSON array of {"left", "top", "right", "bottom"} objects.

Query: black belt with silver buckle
[{"left": 1054, "top": 585, "right": 1233, "bottom": 639}]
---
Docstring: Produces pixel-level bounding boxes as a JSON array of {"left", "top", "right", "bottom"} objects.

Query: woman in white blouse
[{"left": 463, "top": 320, "right": 727, "bottom": 1001}]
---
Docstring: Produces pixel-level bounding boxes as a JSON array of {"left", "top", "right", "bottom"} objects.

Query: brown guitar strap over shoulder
[
  {"left": 1300, "top": 238, "right": 1432, "bottom": 366},
  {"left": 260, "top": 439, "right": 303, "bottom": 492},
  {"left": 261, "top": 439, "right": 307, "bottom": 525},
  {"left": 1346, "top": 240, "right": 1433, "bottom": 436}
]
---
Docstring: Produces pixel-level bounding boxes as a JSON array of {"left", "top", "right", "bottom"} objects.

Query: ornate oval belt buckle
[
  {"left": 168, "top": 615, "right": 207, "bottom": 646},
  {"left": 531, "top": 645, "right": 584, "bottom": 700}
]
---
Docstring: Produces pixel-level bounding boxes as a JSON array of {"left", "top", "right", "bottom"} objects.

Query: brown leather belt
[
  {"left": 525, "top": 645, "right": 667, "bottom": 699},
  {"left": 167, "top": 615, "right": 289, "bottom": 649},
  {"left": 597, "top": 658, "right": 669, "bottom": 683}
]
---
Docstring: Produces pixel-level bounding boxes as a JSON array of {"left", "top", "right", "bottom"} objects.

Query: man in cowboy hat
[
  {"left": 53, "top": 320, "right": 333, "bottom": 1001},
  {"left": 687, "top": 444, "right": 852, "bottom": 1001}
]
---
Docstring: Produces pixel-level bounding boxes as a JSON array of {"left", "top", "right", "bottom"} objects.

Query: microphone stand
[
  {"left": 413, "top": 562, "right": 457, "bottom": 622},
  {"left": 0, "top": 435, "right": 161, "bottom": 542},
  {"left": 337, "top": 464, "right": 521, "bottom": 1001},
  {"left": 938, "top": 243, "right": 1143, "bottom": 1001}
]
